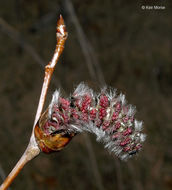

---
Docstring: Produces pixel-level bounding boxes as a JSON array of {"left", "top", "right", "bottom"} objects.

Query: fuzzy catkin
[{"left": 43, "top": 83, "right": 146, "bottom": 161}]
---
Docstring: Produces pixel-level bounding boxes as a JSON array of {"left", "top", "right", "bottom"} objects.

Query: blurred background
[{"left": 0, "top": 0, "right": 172, "bottom": 190}]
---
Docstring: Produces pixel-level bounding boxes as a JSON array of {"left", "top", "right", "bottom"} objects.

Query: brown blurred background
[{"left": 0, "top": 0, "right": 172, "bottom": 190}]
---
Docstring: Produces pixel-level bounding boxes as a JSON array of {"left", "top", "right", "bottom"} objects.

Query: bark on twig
[{"left": 0, "top": 15, "right": 67, "bottom": 190}]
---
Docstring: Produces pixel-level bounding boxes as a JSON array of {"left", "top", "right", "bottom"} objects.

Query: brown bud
[{"left": 34, "top": 109, "right": 75, "bottom": 153}]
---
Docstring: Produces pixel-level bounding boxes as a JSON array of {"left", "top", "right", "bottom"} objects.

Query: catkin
[{"left": 43, "top": 83, "right": 146, "bottom": 160}]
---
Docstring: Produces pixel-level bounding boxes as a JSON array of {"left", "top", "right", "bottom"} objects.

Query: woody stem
[
  {"left": 0, "top": 15, "right": 67, "bottom": 190},
  {"left": 0, "top": 144, "right": 40, "bottom": 190}
]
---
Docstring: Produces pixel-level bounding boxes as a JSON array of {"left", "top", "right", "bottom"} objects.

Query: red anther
[
  {"left": 112, "top": 133, "right": 120, "bottom": 140},
  {"left": 82, "top": 112, "right": 88, "bottom": 122},
  {"left": 81, "top": 95, "right": 91, "bottom": 113},
  {"left": 102, "top": 126, "right": 107, "bottom": 130},
  {"left": 123, "top": 146, "right": 131, "bottom": 152},
  {"left": 123, "top": 116, "right": 129, "bottom": 123},
  {"left": 99, "top": 108, "right": 107, "bottom": 119},
  {"left": 53, "top": 105, "right": 60, "bottom": 113},
  {"left": 115, "top": 102, "right": 121, "bottom": 112},
  {"left": 122, "top": 128, "right": 132, "bottom": 136},
  {"left": 112, "top": 112, "right": 118, "bottom": 121},
  {"left": 135, "top": 144, "right": 142, "bottom": 150},
  {"left": 71, "top": 109, "right": 79, "bottom": 119},
  {"left": 75, "top": 99, "right": 80, "bottom": 108},
  {"left": 122, "top": 106, "right": 128, "bottom": 114},
  {"left": 95, "top": 119, "right": 101, "bottom": 127},
  {"left": 129, "top": 116, "right": 134, "bottom": 122},
  {"left": 100, "top": 95, "right": 109, "bottom": 108},
  {"left": 120, "top": 138, "right": 130, "bottom": 146},
  {"left": 90, "top": 109, "right": 97, "bottom": 120},
  {"left": 60, "top": 98, "right": 70, "bottom": 110},
  {"left": 48, "top": 120, "right": 60, "bottom": 128},
  {"left": 102, "top": 121, "right": 110, "bottom": 130},
  {"left": 115, "top": 121, "right": 121, "bottom": 130}
]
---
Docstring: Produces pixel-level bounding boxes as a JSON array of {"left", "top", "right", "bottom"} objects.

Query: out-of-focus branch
[
  {"left": 113, "top": 157, "right": 124, "bottom": 190},
  {"left": 31, "top": 12, "right": 57, "bottom": 32},
  {"left": 0, "top": 18, "right": 45, "bottom": 67},
  {"left": 0, "top": 17, "right": 62, "bottom": 89},
  {"left": 0, "top": 164, "right": 11, "bottom": 190},
  {"left": 0, "top": 165, "right": 5, "bottom": 182},
  {"left": 83, "top": 134, "right": 104, "bottom": 190},
  {"left": 64, "top": 0, "right": 106, "bottom": 86},
  {"left": 128, "top": 162, "right": 143, "bottom": 190}
]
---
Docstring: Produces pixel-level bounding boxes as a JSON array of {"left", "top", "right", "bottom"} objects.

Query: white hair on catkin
[
  {"left": 47, "top": 82, "right": 146, "bottom": 161},
  {"left": 48, "top": 90, "right": 60, "bottom": 118}
]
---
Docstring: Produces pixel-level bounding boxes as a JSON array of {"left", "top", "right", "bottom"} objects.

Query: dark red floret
[
  {"left": 115, "top": 102, "right": 121, "bottom": 112},
  {"left": 112, "top": 133, "right": 120, "bottom": 140},
  {"left": 99, "top": 108, "right": 107, "bottom": 119},
  {"left": 71, "top": 108, "right": 79, "bottom": 119},
  {"left": 123, "top": 146, "right": 131, "bottom": 152},
  {"left": 112, "top": 112, "right": 118, "bottom": 121},
  {"left": 82, "top": 112, "right": 89, "bottom": 122},
  {"left": 81, "top": 95, "right": 91, "bottom": 113},
  {"left": 90, "top": 109, "right": 97, "bottom": 120},
  {"left": 59, "top": 98, "right": 70, "bottom": 110},
  {"left": 135, "top": 144, "right": 142, "bottom": 151},
  {"left": 95, "top": 119, "right": 102, "bottom": 127},
  {"left": 122, "top": 128, "right": 132, "bottom": 136},
  {"left": 123, "top": 116, "right": 129, "bottom": 123},
  {"left": 115, "top": 121, "right": 121, "bottom": 130},
  {"left": 120, "top": 138, "right": 130, "bottom": 146},
  {"left": 100, "top": 95, "right": 109, "bottom": 108},
  {"left": 102, "top": 120, "right": 110, "bottom": 130}
]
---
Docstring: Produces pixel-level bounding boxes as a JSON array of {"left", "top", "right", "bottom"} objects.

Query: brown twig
[
  {"left": 0, "top": 15, "right": 67, "bottom": 190},
  {"left": 33, "top": 15, "right": 68, "bottom": 126}
]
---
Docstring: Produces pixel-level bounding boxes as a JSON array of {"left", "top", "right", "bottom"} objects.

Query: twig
[
  {"left": 0, "top": 15, "right": 67, "bottom": 190},
  {"left": 33, "top": 15, "right": 68, "bottom": 126}
]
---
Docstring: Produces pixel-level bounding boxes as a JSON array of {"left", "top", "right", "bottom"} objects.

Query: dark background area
[{"left": 0, "top": 0, "right": 172, "bottom": 190}]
